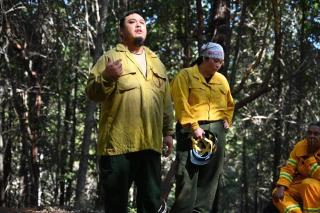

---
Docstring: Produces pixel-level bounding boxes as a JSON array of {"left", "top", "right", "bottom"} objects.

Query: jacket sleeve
[
  {"left": 86, "top": 53, "right": 117, "bottom": 102},
  {"left": 276, "top": 146, "right": 299, "bottom": 188},
  {"left": 224, "top": 85, "right": 235, "bottom": 126},
  {"left": 171, "top": 71, "right": 198, "bottom": 130},
  {"left": 162, "top": 78, "right": 174, "bottom": 136}
]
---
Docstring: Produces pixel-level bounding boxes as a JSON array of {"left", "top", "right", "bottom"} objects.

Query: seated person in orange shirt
[{"left": 273, "top": 122, "right": 320, "bottom": 213}]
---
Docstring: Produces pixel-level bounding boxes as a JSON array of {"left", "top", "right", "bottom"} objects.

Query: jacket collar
[
  {"left": 115, "top": 43, "right": 162, "bottom": 79},
  {"left": 295, "top": 139, "right": 309, "bottom": 157},
  {"left": 115, "top": 43, "right": 158, "bottom": 58},
  {"left": 190, "top": 65, "right": 221, "bottom": 85}
]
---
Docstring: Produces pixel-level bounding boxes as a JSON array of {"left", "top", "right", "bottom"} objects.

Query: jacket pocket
[
  {"left": 117, "top": 73, "right": 139, "bottom": 93},
  {"left": 188, "top": 82, "right": 208, "bottom": 105},
  {"left": 176, "top": 151, "right": 189, "bottom": 176},
  {"left": 148, "top": 69, "right": 167, "bottom": 100},
  {"left": 151, "top": 69, "right": 166, "bottom": 90}
]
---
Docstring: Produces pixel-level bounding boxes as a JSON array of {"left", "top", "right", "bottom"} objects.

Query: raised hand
[{"left": 102, "top": 58, "right": 123, "bottom": 80}]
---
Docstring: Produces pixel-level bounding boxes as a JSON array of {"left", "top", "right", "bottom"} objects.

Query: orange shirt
[{"left": 277, "top": 139, "right": 320, "bottom": 187}]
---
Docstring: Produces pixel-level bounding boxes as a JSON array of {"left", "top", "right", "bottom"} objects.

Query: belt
[{"left": 198, "top": 120, "right": 222, "bottom": 125}]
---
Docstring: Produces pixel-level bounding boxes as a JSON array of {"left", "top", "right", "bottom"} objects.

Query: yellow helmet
[{"left": 190, "top": 131, "right": 217, "bottom": 165}]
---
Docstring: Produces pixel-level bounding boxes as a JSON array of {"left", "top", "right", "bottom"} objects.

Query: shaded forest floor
[{"left": 0, "top": 207, "right": 103, "bottom": 213}]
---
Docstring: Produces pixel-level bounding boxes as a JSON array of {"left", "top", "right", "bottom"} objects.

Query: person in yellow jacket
[
  {"left": 86, "top": 10, "right": 174, "bottom": 213},
  {"left": 170, "top": 42, "right": 235, "bottom": 213},
  {"left": 272, "top": 122, "right": 320, "bottom": 213}
]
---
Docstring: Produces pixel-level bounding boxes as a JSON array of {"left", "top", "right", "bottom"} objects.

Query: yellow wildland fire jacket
[
  {"left": 86, "top": 44, "right": 174, "bottom": 156},
  {"left": 277, "top": 139, "right": 320, "bottom": 187},
  {"left": 171, "top": 65, "right": 234, "bottom": 130}
]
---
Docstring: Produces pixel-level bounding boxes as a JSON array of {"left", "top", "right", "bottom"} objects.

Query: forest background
[{"left": 0, "top": 0, "right": 319, "bottom": 212}]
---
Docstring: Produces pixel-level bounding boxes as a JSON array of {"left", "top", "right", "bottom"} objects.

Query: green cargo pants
[
  {"left": 170, "top": 121, "right": 226, "bottom": 213},
  {"left": 99, "top": 150, "right": 161, "bottom": 213}
]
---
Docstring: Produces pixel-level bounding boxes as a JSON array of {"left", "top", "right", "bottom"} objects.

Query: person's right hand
[
  {"left": 193, "top": 127, "right": 205, "bottom": 139},
  {"left": 102, "top": 58, "right": 123, "bottom": 80},
  {"left": 272, "top": 186, "right": 285, "bottom": 202}
]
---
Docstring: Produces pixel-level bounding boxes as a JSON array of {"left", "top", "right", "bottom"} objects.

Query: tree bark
[
  {"left": 75, "top": 0, "right": 109, "bottom": 208},
  {"left": 196, "top": 0, "right": 205, "bottom": 51},
  {"left": 209, "top": 0, "right": 231, "bottom": 77},
  {"left": 0, "top": 98, "right": 3, "bottom": 206},
  {"left": 241, "top": 136, "right": 248, "bottom": 213},
  {"left": 270, "top": 0, "right": 284, "bottom": 184},
  {"left": 66, "top": 60, "right": 80, "bottom": 206},
  {"left": 229, "top": 0, "right": 248, "bottom": 89}
]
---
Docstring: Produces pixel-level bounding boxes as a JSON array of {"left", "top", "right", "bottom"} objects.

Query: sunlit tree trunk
[{"left": 75, "top": 0, "right": 109, "bottom": 208}]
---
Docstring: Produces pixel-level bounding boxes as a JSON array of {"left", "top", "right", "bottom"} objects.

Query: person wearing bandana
[
  {"left": 273, "top": 122, "right": 320, "bottom": 213},
  {"left": 170, "top": 42, "right": 235, "bottom": 213}
]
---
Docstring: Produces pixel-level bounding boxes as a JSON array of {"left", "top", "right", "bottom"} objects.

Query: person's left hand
[{"left": 163, "top": 135, "right": 173, "bottom": 157}]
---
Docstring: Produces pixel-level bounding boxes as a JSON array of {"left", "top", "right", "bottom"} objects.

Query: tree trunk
[
  {"left": 254, "top": 143, "right": 261, "bottom": 213},
  {"left": 0, "top": 103, "right": 3, "bottom": 206},
  {"left": 54, "top": 67, "right": 62, "bottom": 205},
  {"left": 196, "top": 0, "right": 205, "bottom": 51},
  {"left": 229, "top": 0, "right": 248, "bottom": 89},
  {"left": 294, "top": 0, "right": 308, "bottom": 132},
  {"left": 75, "top": 0, "right": 109, "bottom": 208},
  {"left": 209, "top": 0, "right": 231, "bottom": 77},
  {"left": 270, "top": 0, "right": 283, "bottom": 184},
  {"left": 181, "top": 0, "right": 192, "bottom": 67},
  {"left": 241, "top": 136, "right": 248, "bottom": 213},
  {"left": 66, "top": 61, "right": 80, "bottom": 206},
  {"left": 59, "top": 91, "right": 72, "bottom": 206},
  {"left": 75, "top": 101, "right": 96, "bottom": 208}
]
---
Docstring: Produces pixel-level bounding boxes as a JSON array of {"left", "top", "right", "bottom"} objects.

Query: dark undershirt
[{"left": 205, "top": 76, "right": 212, "bottom": 83}]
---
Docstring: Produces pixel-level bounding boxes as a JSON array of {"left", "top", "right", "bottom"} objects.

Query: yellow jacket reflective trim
[
  {"left": 279, "top": 172, "right": 293, "bottom": 182},
  {"left": 287, "top": 158, "right": 297, "bottom": 167},
  {"left": 285, "top": 204, "right": 301, "bottom": 213},
  {"left": 86, "top": 44, "right": 174, "bottom": 155},
  {"left": 276, "top": 139, "right": 313, "bottom": 187},
  {"left": 304, "top": 207, "right": 320, "bottom": 212},
  {"left": 310, "top": 163, "right": 320, "bottom": 177}
]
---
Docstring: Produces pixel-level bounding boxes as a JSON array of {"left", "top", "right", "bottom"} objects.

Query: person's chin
[{"left": 134, "top": 37, "right": 145, "bottom": 46}]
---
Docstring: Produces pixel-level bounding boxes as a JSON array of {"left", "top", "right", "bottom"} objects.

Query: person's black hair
[
  {"left": 119, "top": 10, "right": 144, "bottom": 28},
  {"left": 190, "top": 57, "right": 204, "bottom": 66},
  {"left": 309, "top": 122, "right": 320, "bottom": 128}
]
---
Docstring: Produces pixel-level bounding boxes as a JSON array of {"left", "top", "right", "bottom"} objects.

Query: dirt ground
[{"left": 0, "top": 207, "right": 87, "bottom": 213}]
